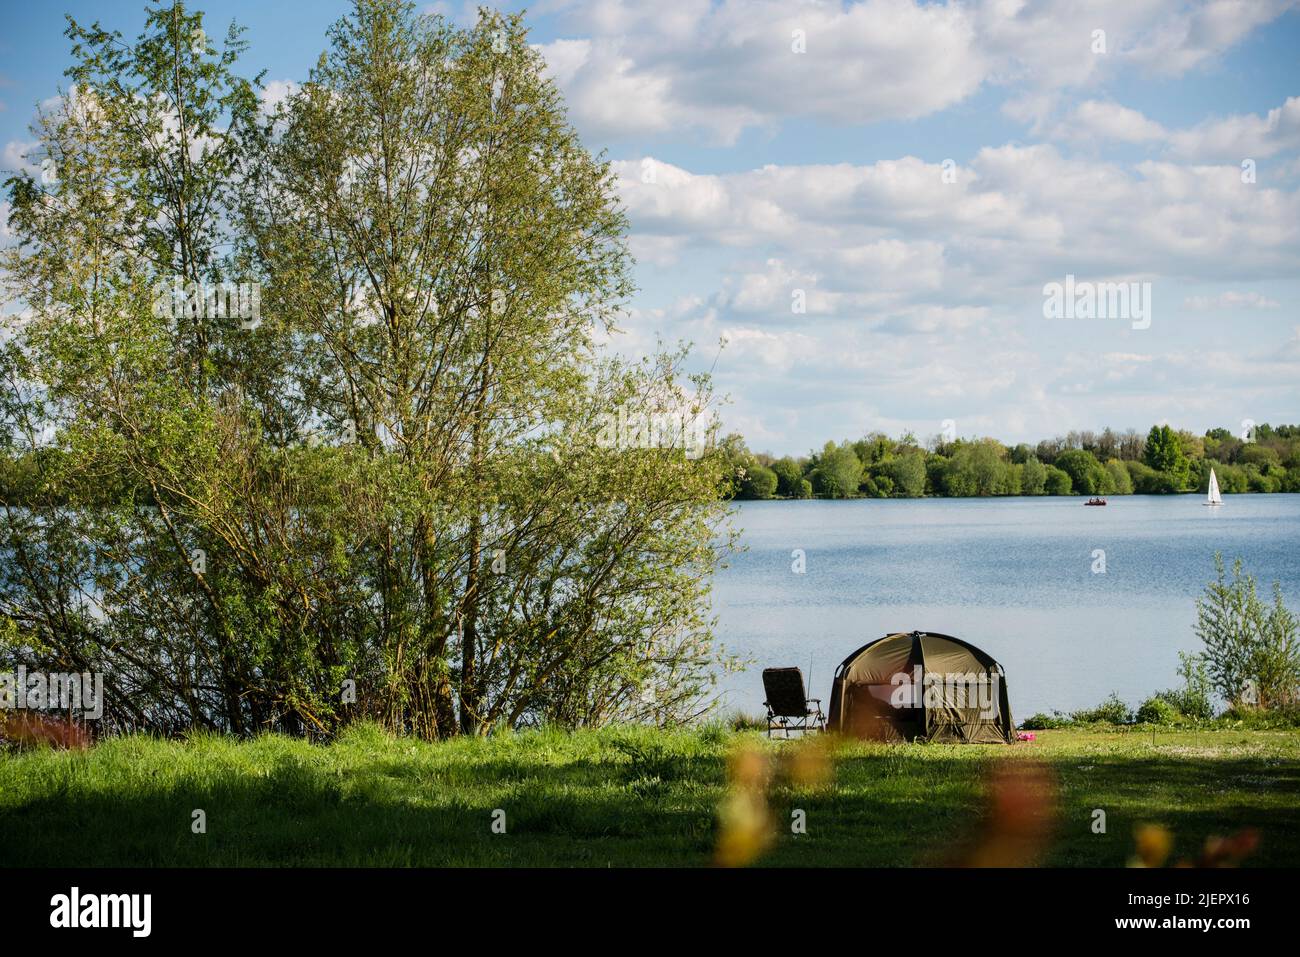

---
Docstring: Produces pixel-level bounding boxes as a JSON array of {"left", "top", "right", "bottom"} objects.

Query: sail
[{"left": 1207, "top": 468, "right": 1222, "bottom": 505}]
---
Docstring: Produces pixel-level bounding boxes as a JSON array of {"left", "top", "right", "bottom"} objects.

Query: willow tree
[
  {"left": 1, "top": 1, "right": 284, "bottom": 734},
  {"left": 3, "top": 0, "right": 734, "bottom": 737},
  {"left": 241, "top": 0, "right": 734, "bottom": 735}
]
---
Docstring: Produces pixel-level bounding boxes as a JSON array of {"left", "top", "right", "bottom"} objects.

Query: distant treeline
[
  {"left": 721, "top": 424, "right": 1300, "bottom": 500},
  {"left": 6, "top": 422, "right": 1299, "bottom": 506}
]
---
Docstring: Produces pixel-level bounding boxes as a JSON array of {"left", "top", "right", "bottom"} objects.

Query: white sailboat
[{"left": 1205, "top": 467, "right": 1223, "bottom": 506}]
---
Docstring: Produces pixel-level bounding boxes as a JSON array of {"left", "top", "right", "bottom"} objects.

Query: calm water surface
[{"left": 711, "top": 495, "right": 1300, "bottom": 720}]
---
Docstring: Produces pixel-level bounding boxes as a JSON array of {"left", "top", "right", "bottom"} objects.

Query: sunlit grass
[{"left": 2, "top": 723, "right": 1296, "bottom": 866}]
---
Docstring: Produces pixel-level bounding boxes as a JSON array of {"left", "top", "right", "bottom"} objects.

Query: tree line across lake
[
  {"left": 722, "top": 424, "right": 1300, "bottom": 500},
  {"left": 7, "top": 421, "right": 1299, "bottom": 508}
]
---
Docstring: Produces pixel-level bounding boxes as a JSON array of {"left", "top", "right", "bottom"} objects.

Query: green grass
[{"left": 2, "top": 722, "right": 1298, "bottom": 866}]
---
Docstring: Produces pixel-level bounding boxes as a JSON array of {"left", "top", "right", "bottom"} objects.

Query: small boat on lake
[
  {"left": 1205, "top": 467, "right": 1223, "bottom": 506},
  {"left": 1084, "top": 497, "right": 1107, "bottom": 506}
]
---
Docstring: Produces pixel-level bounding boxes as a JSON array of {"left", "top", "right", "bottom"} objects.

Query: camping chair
[{"left": 762, "top": 667, "right": 825, "bottom": 738}]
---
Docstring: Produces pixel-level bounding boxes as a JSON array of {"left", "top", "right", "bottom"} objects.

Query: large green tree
[
  {"left": 771, "top": 456, "right": 804, "bottom": 497},
  {"left": 810, "top": 441, "right": 861, "bottom": 498},
  {"left": 1055, "top": 449, "right": 1107, "bottom": 495},
  {"left": 942, "top": 439, "right": 1009, "bottom": 496},
  {"left": 878, "top": 451, "right": 926, "bottom": 497},
  {"left": 2, "top": 0, "right": 732, "bottom": 738},
  {"left": 1143, "top": 424, "right": 1190, "bottom": 490},
  {"left": 1020, "top": 455, "right": 1047, "bottom": 495}
]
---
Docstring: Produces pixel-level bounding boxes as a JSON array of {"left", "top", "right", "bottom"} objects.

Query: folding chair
[{"left": 762, "top": 667, "right": 825, "bottom": 738}]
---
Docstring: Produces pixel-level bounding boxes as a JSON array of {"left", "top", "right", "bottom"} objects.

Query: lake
[{"left": 710, "top": 495, "right": 1300, "bottom": 720}]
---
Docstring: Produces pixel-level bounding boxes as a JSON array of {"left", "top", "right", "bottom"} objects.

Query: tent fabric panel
[
  {"left": 842, "top": 633, "right": 917, "bottom": 684},
  {"left": 996, "top": 674, "right": 1016, "bottom": 743},
  {"left": 922, "top": 687, "right": 1012, "bottom": 743},
  {"left": 918, "top": 632, "right": 1012, "bottom": 743},
  {"left": 918, "top": 633, "right": 987, "bottom": 739},
  {"left": 840, "top": 682, "right": 923, "bottom": 740},
  {"left": 827, "top": 676, "right": 845, "bottom": 730},
  {"left": 917, "top": 633, "right": 992, "bottom": 672}
]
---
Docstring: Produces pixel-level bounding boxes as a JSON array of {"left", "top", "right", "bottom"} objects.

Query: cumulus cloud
[
  {"left": 2, "top": 139, "right": 40, "bottom": 176},
  {"left": 614, "top": 148, "right": 1300, "bottom": 303},
  {"left": 1056, "top": 100, "right": 1168, "bottom": 144},
  {"left": 1169, "top": 96, "right": 1300, "bottom": 161},
  {"left": 1184, "top": 291, "right": 1282, "bottom": 310},
  {"left": 1123, "top": 0, "right": 1297, "bottom": 75},
  {"left": 538, "top": 0, "right": 987, "bottom": 142},
  {"left": 1051, "top": 96, "right": 1300, "bottom": 163},
  {"left": 602, "top": 144, "right": 1300, "bottom": 449},
  {"left": 529, "top": 2, "right": 1300, "bottom": 446},
  {"left": 538, "top": 0, "right": 1294, "bottom": 142}
]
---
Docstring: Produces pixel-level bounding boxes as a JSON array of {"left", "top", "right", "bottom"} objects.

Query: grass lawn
[{"left": 1, "top": 723, "right": 1297, "bottom": 867}]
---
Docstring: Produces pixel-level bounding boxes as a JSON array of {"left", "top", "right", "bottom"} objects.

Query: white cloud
[
  {"left": 539, "top": 0, "right": 987, "bottom": 142},
  {"left": 1277, "top": 325, "right": 1300, "bottom": 360},
  {"left": 1184, "top": 291, "right": 1282, "bottom": 310},
  {"left": 1169, "top": 96, "right": 1300, "bottom": 161},
  {"left": 1057, "top": 100, "right": 1168, "bottom": 144},
  {"left": 1050, "top": 95, "right": 1300, "bottom": 163},
  {"left": 539, "top": 0, "right": 1295, "bottom": 142},
  {"left": 1000, "top": 91, "right": 1059, "bottom": 135},
  {"left": 717, "top": 325, "right": 823, "bottom": 371},
  {"left": 615, "top": 148, "right": 1300, "bottom": 307},
  {"left": 1124, "top": 0, "right": 1298, "bottom": 75},
  {"left": 259, "top": 79, "right": 299, "bottom": 113},
  {"left": 602, "top": 145, "right": 1300, "bottom": 450},
  {"left": 978, "top": 0, "right": 1295, "bottom": 86},
  {"left": 716, "top": 260, "right": 828, "bottom": 316},
  {"left": 421, "top": 2, "right": 478, "bottom": 25},
  {"left": 2, "top": 139, "right": 40, "bottom": 176},
  {"left": 552, "top": 2, "right": 1300, "bottom": 450}
]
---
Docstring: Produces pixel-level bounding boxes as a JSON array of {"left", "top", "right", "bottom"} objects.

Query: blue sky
[{"left": 2, "top": 0, "right": 1299, "bottom": 455}]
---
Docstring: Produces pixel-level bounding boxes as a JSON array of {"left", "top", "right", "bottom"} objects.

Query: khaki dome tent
[{"left": 827, "top": 631, "right": 1015, "bottom": 743}]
